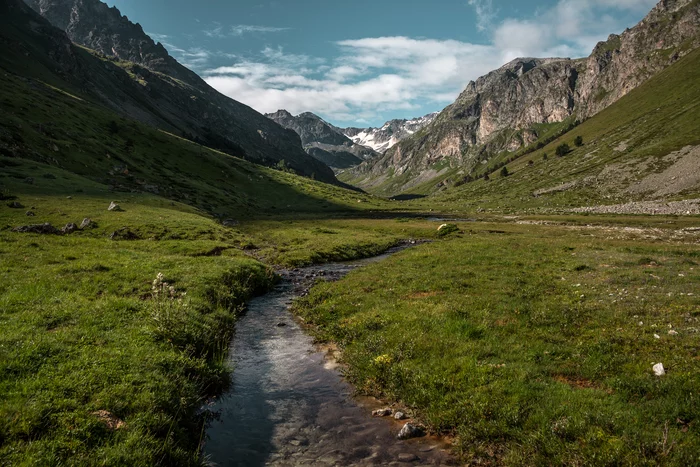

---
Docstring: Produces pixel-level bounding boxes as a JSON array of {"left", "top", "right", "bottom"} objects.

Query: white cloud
[
  {"left": 467, "top": 0, "right": 497, "bottom": 32},
  {"left": 230, "top": 25, "right": 290, "bottom": 36},
  {"left": 198, "top": 0, "right": 656, "bottom": 125}
]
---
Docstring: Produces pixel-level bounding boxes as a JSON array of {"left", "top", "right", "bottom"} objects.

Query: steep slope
[
  {"left": 19, "top": 0, "right": 337, "bottom": 183},
  {"left": 344, "top": 0, "right": 700, "bottom": 196},
  {"left": 342, "top": 112, "right": 439, "bottom": 153},
  {"left": 265, "top": 110, "right": 377, "bottom": 171}
]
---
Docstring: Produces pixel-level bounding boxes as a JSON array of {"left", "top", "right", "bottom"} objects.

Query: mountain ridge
[
  {"left": 20, "top": 0, "right": 338, "bottom": 184},
  {"left": 342, "top": 0, "right": 700, "bottom": 196}
]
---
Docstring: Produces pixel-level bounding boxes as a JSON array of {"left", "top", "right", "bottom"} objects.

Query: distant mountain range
[
  {"left": 266, "top": 110, "right": 439, "bottom": 171},
  {"left": 265, "top": 110, "right": 377, "bottom": 171},
  {"left": 19, "top": 0, "right": 338, "bottom": 184},
  {"left": 342, "top": 112, "right": 439, "bottom": 153}
]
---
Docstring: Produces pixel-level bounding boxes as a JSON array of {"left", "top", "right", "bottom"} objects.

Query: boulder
[
  {"left": 12, "top": 223, "right": 60, "bottom": 234},
  {"left": 222, "top": 219, "right": 239, "bottom": 227},
  {"left": 107, "top": 201, "right": 123, "bottom": 212},
  {"left": 7, "top": 201, "right": 23, "bottom": 209},
  {"left": 26, "top": 211, "right": 35, "bottom": 217},
  {"left": 61, "top": 223, "right": 78, "bottom": 234},
  {"left": 24, "top": 177, "right": 34, "bottom": 185},
  {"left": 394, "top": 411, "right": 407, "bottom": 420},
  {"left": 80, "top": 218, "right": 94, "bottom": 229},
  {"left": 397, "top": 423, "right": 423, "bottom": 440}
]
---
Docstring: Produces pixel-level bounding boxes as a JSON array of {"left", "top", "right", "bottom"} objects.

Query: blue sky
[{"left": 105, "top": 0, "right": 658, "bottom": 127}]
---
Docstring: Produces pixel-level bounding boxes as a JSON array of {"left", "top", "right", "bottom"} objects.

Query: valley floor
[{"left": 1, "top": 190, "right": 698, "bottom": 466}]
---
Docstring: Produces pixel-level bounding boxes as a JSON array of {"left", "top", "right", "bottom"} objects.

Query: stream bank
[{"left": 204, "top": 245, "right": 455, "bottom": 466}]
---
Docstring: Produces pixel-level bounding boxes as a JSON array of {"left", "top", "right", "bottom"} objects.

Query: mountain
[
  {"left": 19, "top": 0, "right": 337, "bottom": 184},
  {"left": 342, "top": 0, "right": 700, "bottom": 196},
  {"left": 342, "top": 112, "right": 439, "bottom": 153},
  {"left": 265, "top": 110, "right": 377, "bottom": 171}
]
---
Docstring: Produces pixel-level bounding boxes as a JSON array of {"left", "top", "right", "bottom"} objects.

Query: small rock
[
  {"left": 222, "top": 219, "right": 239, "bottom": 227},
  {"left": 66, "top": 196, "right": 72, "bottom": 200},
  {"left": 397, "top": 423, "right": 423, "bottom": 440},
  {"left": 653, "top": 363, "right": 665, "bottom": 376},
  {"left": 397, "top": 453, "right": 418, "bottom": 462},
  {"left": 107, "top": 201, "right": 123, "bottom": 212},
  {"left": 7, "top": 201, "right": 23, "bottom": 209},
  {"left": 668, "top": 330, "right": 678, "bottom": 336},
  {"left": 24, "top": 177, "right": 34, "bottom": 185},
  {"left": 80, "top": 218, "right": 94, "bottom": 229},
  {"left": 61, "top": 223, "right": 78, "bottom": 234},
  {"left": 653, "top": 334, "right": 660, "bottom": 339},
  {"left": 289, "top": 439, "right": 301, "bottom": 446},
  {"left": 26, "top": 211, "right": 35, "bottom": 217},
  {"left": 372, "top": 408, "right": 392, "bottom": 417},
  {"left": 394, "top": 411, "right": 406, "bottom": 420}
]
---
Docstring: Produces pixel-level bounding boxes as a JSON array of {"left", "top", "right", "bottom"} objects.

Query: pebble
[
  {"left": 397, "top": 453, "right": 418, "bottom": 462},
  {"left": 372, "top": 408, "right": 392, "bottom": 417}
]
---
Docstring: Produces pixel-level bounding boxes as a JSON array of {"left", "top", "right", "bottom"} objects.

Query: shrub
[
  {"left": 543, "top": 153, "right": 548, "bottom": 160},
  {"left": 437, "top": 223, "right": 459, "bottom": 237},
  {"left": 500, "top": 166, "right": 509, "bottom": 177},
  {"left": 574, "top": 135, "right": 584, "bottom": 147},
  {"left": 556, "top": 143, "right": 570, "bottom": 157}
]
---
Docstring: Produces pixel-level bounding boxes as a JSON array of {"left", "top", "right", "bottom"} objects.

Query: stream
[{"left": 204, "top": 246, "right": 456, "bottom": 466}]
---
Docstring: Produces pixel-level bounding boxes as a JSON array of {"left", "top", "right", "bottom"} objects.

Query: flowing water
[{"left": 204, "top": 247, "right": 455, "bottom": 466}]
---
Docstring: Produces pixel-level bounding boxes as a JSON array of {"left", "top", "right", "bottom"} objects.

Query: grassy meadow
[{"left": 294, "top": 221, "right": 700, "bottom": 465}]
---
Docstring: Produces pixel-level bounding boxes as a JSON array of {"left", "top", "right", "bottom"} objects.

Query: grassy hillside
[{"left": 0, "top": 71, "right": 390, "bottom": 220}]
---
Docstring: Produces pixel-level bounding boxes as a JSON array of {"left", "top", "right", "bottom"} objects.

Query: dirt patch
[
  {"left": 614, "top": 140, "right": 629, "bottom": 152},
  {"left": 92, "top": 410, "right": 125, "bottom": 430},
  {"left": 554, "top": 375, "right": 610, "bottom": 393},
  {"left": 626, "top": 145, "right": 700, "bottom": 197}
]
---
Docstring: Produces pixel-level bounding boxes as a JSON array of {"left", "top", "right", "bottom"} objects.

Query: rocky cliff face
[
  {"left": 342, "top": 112, "right": 439, "bottom": 153},
  {"left": 348, "top": 0, "right": 700, "bottom": 195},
  {"left": 265, "top": 110, "right": 377, "bottom": 170},
  {"left": 21, "top": 0, "right": 337, "bottom": 184}
]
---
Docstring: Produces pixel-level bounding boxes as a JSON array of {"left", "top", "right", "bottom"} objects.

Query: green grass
[
  {"left": 293, "top": 222, "right": 700, "bottom": 465},
  {"left": 0, "top": 197, "right": 277, "bottom": 465}
]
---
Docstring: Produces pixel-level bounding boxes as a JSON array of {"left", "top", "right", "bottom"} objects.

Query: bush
[
  {"left": 555, "top": 143, "right": 570, "bottom": 157},
  {"left": 437, "top": 223, "right": 459, "bottom": 237},
  {"left": 574, "top": 135, "right": 584, "bottom": 147},
  {"left": 500, "top": 166, "right": 509, "bottom": 177},
  {"left": 543, "top": 153, "right": 548, "bottom": 160},
  {"left": 483, "top": 173, "right": 490, "bottom": 181}
]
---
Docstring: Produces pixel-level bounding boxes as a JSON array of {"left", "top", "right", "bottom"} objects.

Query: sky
[{"left": 104, "top": 0, "right": 658, "bottom": 128}]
